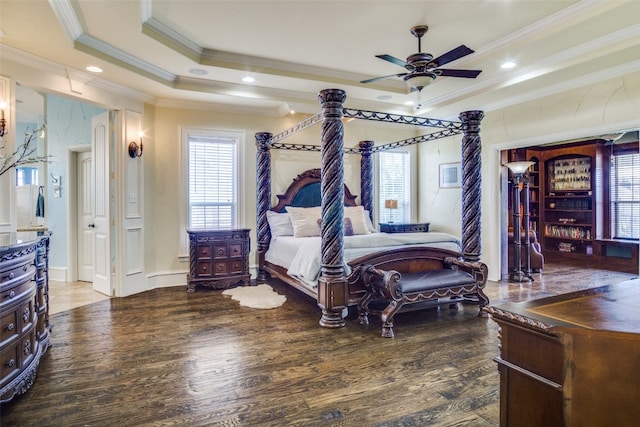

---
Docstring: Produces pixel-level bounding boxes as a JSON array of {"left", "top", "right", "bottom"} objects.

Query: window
[
  {"left": 378, "top": 150, "right": 411, "bottom": 223},
  {"left": 16, "top": 167, "right": 38, "bottom": 186},
  {"left": 180, "top": 128, "right": 243, "bottom": 254},
  {"left": 610, "top": 152, "right": 639, "bottom": 240}
]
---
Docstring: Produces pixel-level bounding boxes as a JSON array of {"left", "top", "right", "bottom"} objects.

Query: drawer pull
[
  {"left": 7, "top": 359, "right": 15, "bottom": 368},
  {"left": 23, "top": 340, "right": 32, "bottom": 355},
  {"left": 217, "top": 265, "right": 224, "bottom": 272},
  {"left": 7, "top": 291, "right": 15, "bottom": 299},
  {"left": 217, "top": 248, "right": 224, "bottom": 255},
  {"left": 23, "top": 308, "right": 31, "bottom": 322},
  {"left": 6, "top": 323, "right": 14, "bottom": 331}
]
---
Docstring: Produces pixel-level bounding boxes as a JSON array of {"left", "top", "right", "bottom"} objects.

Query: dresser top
[
  {"left": 0, "top": 232, "right": 44, "bottom": 250},
  {"left": 486, "top": 278, "right": 640, "bottom": 334}
]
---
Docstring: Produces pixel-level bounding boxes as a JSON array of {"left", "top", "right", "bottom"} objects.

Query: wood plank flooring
[{"left": 2, "top": 262, "right": 636, "bottom": 426}]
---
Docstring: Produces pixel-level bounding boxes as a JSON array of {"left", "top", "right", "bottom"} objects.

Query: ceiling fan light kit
[
  {"left": 361, "top": 24, "right": 482, "bottom": 99},
  {"left": 404, "top": 72, "right": 436, "bottom": 91}
]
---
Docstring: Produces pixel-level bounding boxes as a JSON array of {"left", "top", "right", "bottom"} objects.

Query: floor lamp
[{"left": 505, "top": 161, "right": 534, "bottom": 283}]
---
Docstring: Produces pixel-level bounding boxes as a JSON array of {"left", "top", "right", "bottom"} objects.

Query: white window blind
[
  {"left": 379, "top": 150, "right": 410, "bottom": 223},
  {"left": 611, "top": 152, "right": 639, "bottom": 240},
  {"left": 188, "top": 134, "right": 238, "bottom": 229}
]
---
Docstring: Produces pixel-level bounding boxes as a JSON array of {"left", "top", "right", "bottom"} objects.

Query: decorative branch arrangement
[{"left": 0, "top": 124, "right": 48, "bottom": 177}]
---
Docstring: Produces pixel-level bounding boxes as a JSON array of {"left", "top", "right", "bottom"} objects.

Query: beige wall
[
  {"left": 5, "top": 52, "right": 638, "bottom": 291},
  {"left": 419, "top": 71, "right": 640, "bottom": 281},
  {"left": 145, "top": 106, "right": 418, "bottom": 279}
]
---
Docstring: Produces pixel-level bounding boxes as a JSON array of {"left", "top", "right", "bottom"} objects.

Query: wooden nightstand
[
  {"left": 187, "top": 229, "right": 251, "bottom": 292},
  {"left": 379, "top": 222, "right": 430, "bottom": 233}
]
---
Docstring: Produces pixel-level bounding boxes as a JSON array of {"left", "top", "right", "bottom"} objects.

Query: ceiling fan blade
[
  {"left": 431, "top": 45, "right": 474, "bottom": 67},
  {"left": 375, "top": 54, "right": 409, "bottom": 68},
  {"left": 437, "top": 68, "right": 482, "bottom": 78},
  {"left": 360, "top": 73, "right": 408, "bottom": 84}
]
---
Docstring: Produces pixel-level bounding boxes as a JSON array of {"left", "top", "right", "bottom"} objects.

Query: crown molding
[{"left": 1, "top": 45, "right": 156, "bottom": 105}]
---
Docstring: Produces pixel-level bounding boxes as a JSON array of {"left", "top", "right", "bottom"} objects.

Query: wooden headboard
[{"left": 271, "top": 168, "right": 358, "bottom": 212}]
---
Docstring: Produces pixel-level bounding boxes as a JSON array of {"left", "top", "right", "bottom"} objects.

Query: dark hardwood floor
[{"left": 2, "top": 262, "right": 636, "bottom": 426}]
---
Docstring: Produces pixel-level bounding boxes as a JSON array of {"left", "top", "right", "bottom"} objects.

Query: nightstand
[
  {"left": 379, "top": 222, "right": 430, "bottom": 233},
  {"left": 187, "top": 229, "right": 251, "bottom": 292}
]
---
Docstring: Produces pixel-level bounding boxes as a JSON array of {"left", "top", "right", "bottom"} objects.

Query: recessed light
[
  {"left": 242, "top": 76, "right": 255, "bottom": 83},
  {"left": 404, "top": 100, "right": 415, "bottom": 106},
  {"left": 86, "top": 66, "right": 103, "bottom": 73},
  {"left": 501, "top": 61, "right": 517, "bottom": 69},
  {"left": 189, "top": 68, "right": 208, "bottom": 76},
  {"left": 377, "top": 95, "right": 392, "bottom": 100}
]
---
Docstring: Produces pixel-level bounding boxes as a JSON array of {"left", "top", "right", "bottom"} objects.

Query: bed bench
[{"left": 353, "top": 250, "right": 489, "bottom": 338}]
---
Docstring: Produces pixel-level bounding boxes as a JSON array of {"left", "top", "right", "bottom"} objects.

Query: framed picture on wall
[{"left": 440, "top": 163, "right": 462, "bottom": 188}]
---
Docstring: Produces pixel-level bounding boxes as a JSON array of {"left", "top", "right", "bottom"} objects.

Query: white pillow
[
  {"left": 266, "top": 211, "right": 294, "bottom": 237},
  {"left": 285, "top": 206, "right": 322, "bottom": 237},
  {"left": 363, "top": 210, "right": 377, "bottom": 233},
  {"left": 344, "top": 206, "right": 372, "bottom": 235}
]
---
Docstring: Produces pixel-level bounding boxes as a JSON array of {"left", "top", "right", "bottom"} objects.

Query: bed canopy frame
[{"left": 256, "top": 88, "right": 484, "bottom": 328}]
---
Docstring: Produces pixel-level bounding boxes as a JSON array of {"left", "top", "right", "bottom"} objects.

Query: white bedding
[{"left": 265, "top": 231, "right": 461, "bottom": 290}]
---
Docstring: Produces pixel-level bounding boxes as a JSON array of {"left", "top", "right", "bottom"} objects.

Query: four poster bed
[{"left": 256, "top": 89, "right": 485, "bottom": 328}]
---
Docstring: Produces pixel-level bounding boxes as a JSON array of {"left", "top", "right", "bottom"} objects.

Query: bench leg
[
  {"left": 476, "top": 289, "right": 490, "bottom": 317},
  {"left": 380, "top": 300, "right": 402, "bottom": 338},
  {"left": 358, "top": 292, "right": 375, "bottom": 326}
]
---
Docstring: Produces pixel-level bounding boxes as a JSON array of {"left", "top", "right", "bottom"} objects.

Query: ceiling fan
[{"left": 361, "top": 25, "right": 482, "bottom": 92}]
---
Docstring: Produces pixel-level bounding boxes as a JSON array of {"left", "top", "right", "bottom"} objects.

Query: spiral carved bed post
[
  {"left": 317, "top": 89, "right": 348, "bottom": 328},
  {"left": 359, "top": 140, "right": 375, "bottom": 222},
  {"left": 459, "top": 111, "right": 484, "bottom": 262},
  {"left": 255, "top": 132, "right": 272, "bottom": 282}
]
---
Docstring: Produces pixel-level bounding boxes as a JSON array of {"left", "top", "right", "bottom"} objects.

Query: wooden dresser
[
  {"left": 485, "top": 279, "right": 640, "bottom": 426},
  {"left": 1, "top": 232, "right": 51, "bottom": 403},
  {"left": 187, "top": 229, "right": 251, "bottom": 292}
]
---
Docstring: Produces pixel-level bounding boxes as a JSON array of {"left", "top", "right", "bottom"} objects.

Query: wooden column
[
  {"left": 255, "top": 132, "right": 272, "bottom": 282},
  {"left": 459, "top": 110, "right": 484, "bottom": 262},
  {"left": 359, "top": 140, "right": 374, "bottom": 221},
  {"left": 317, "top": 89, "right": 347, "bottom": 328}
]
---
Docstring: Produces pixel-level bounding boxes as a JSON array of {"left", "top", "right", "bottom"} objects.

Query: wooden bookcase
[
  {"left": 508, "top": 139, "right": 638, "bottom": 273},
  {"left": 530, "top": 140, "right": 606, "bottom": 259},
  {"left": 543, "top": 154, "right": 595, "bottom": 255}
]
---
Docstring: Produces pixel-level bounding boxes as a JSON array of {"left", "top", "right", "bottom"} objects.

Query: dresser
[
  {"left": 485, "top": 279, "right": 640, "bottom": 426},
  {"left": 1, "top": 232, "right": 51, "bottom": 403},
  {"left": 379, "top": 222, "right": 430, "bottom": 233},
  {"left": 187, "top": 229, "right": 251, "bottom": 292}
]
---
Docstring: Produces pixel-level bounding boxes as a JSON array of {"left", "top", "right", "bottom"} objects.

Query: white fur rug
[{"left": 222, "top": 284, "right": 286, "bottom": 309}]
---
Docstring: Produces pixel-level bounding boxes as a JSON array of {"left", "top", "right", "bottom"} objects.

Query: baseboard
[
  {"left": 49, "top": 267, "right": 67, "bottom": 282},
  {"left": 146, "top": 270, "right": 188, "bottom": 289},
  {"left": 146, "top": 267, "right": 258, "bottom": 291}
]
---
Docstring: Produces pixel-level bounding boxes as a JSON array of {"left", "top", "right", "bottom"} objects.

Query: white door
[
  {"left": 92, "top": 112, "right": 112, "bottom": 296},
  {"left": 77, "top": 151, "right": 94, "bottom": 282}
]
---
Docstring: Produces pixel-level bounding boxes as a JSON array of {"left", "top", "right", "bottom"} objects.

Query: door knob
[{"left": 88, "top": 223, "right": 95, "bottom": 228}]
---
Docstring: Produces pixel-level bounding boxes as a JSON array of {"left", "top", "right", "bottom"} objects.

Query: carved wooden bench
[{"left": 353, "top": 249, "right": 489, "bottom": 338}]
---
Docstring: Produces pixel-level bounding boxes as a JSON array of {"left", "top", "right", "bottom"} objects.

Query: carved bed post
[
  {"left": 317, "top": 89, "right": 347, "bottom": 328},
  {"left": 359, "top": 140, "right": 374, "bottom": 222},
  {"left": 255, "top": 132, "right": 272, "bottom": 282},
  {"left": 459, "top": 111, "right": 484, "bottom": 262}
]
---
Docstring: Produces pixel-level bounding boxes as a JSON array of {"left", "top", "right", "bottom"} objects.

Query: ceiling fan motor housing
[{"left": 406, "top": 53, "right": 434, "bottom": 70}]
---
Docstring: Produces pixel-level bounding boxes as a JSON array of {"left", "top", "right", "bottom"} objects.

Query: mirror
[{"left": 15, "top": 85, "right": 45, "bottom": 229}]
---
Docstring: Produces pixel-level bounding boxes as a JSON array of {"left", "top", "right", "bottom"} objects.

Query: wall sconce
[
  {"left": 384, "top": 199, "right": 398, "bottom": 223},
  {"left": 128, "top": 131, "right": 144, "bottom": 158},
  {"left": 0, "top": 101, "right": 7, "bottom": 138}
]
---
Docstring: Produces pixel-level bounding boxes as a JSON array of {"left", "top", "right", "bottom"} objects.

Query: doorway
[{"left": 76, "top": 150, "right": 94, "bottom": 282}]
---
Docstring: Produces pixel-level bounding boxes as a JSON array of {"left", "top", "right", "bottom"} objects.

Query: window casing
[
  {"left": 378, "top": 150, "right": 411, "bottom": 223},
  {"left": 610, "top": 151, "right": 639, "bottom": 240},
  {"left": 180, "top": 128, "right": 243, "bottom": 255}
]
